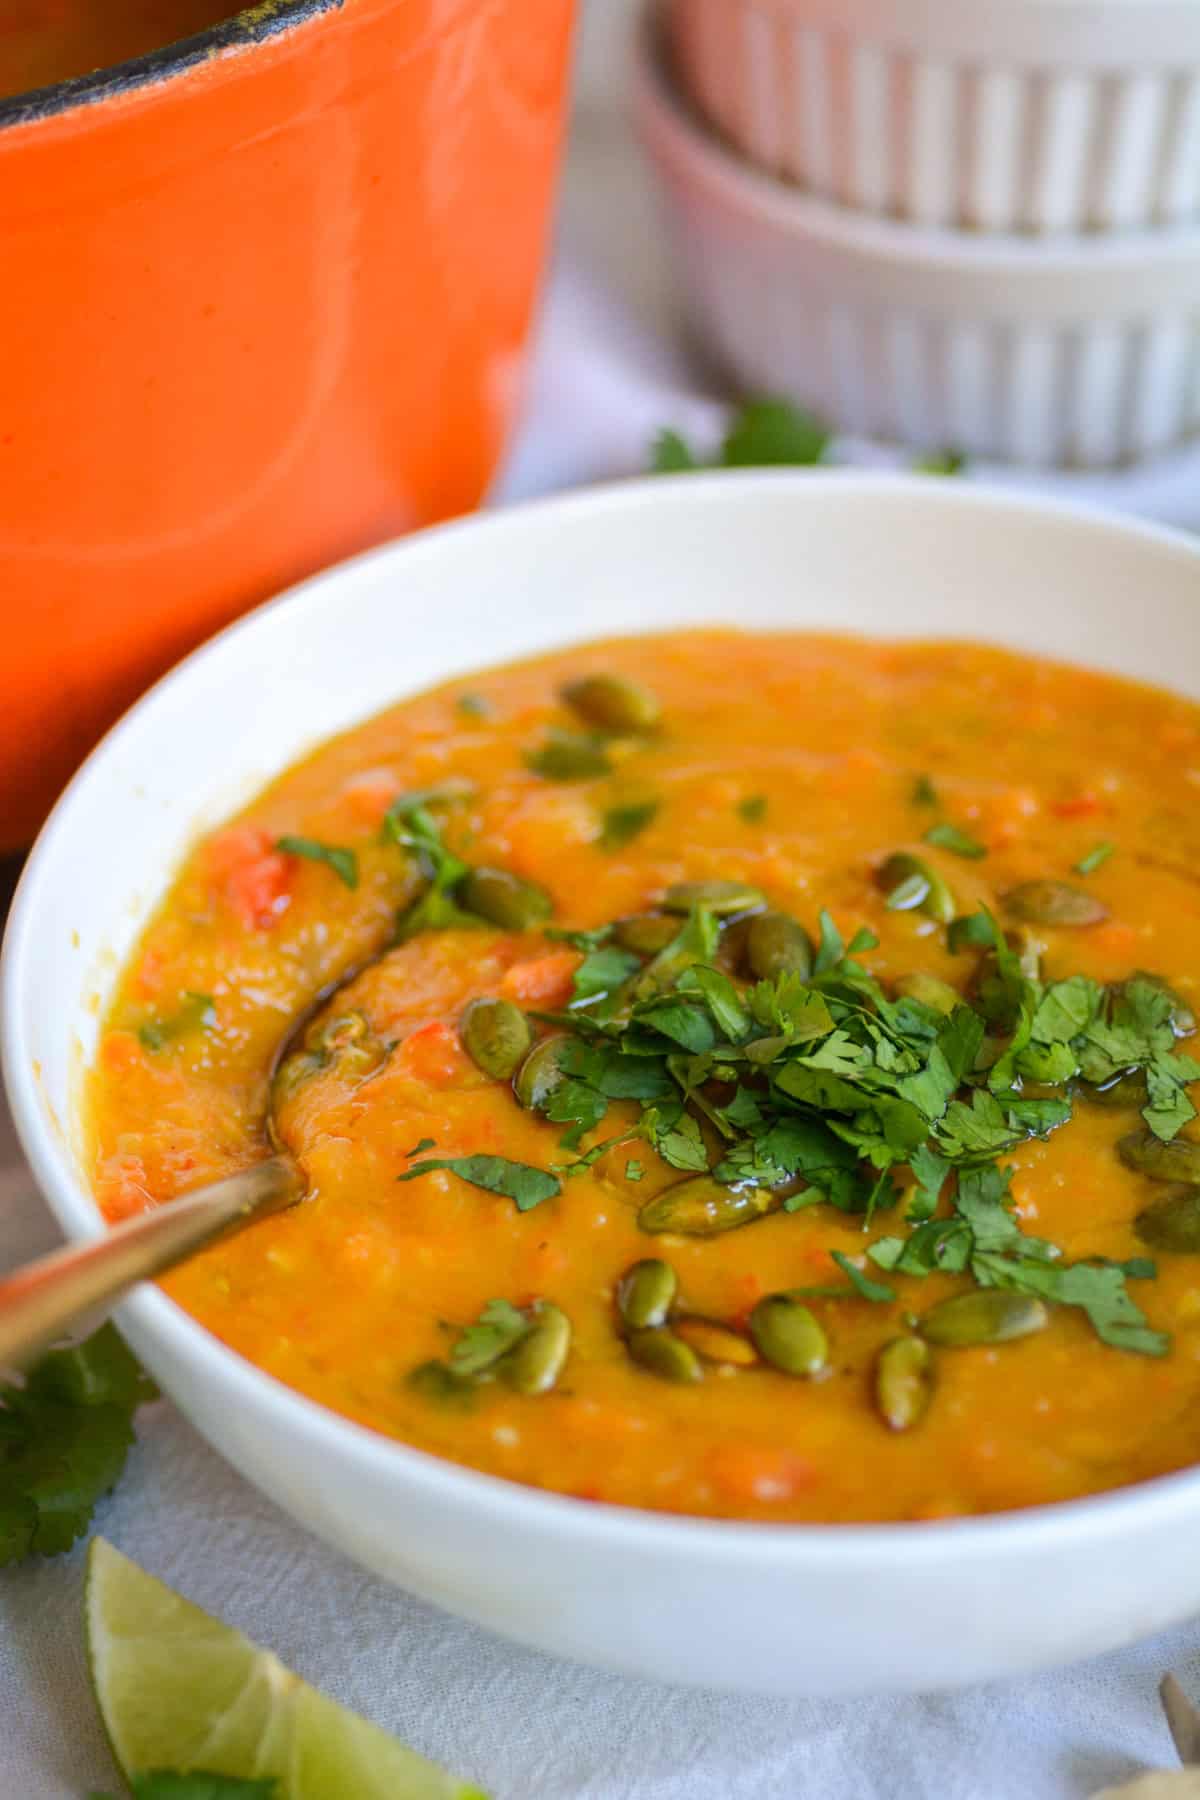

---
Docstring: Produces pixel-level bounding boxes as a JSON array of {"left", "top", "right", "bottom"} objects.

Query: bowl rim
[
  {"left": 636, "top": 1, "right": 1200, "bottom": 275},
  {"left": 0, "top": 0, "right": 339, "bottom": 134},
  {"left": 9, "top": 467, "right": 1200, "bottom": 1565}
]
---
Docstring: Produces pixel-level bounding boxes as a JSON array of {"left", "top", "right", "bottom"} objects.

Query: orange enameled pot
[{"left": 0, "top": 0, "right": 575, "bottom": 850}]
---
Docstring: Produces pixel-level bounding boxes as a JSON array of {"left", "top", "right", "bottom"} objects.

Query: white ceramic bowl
[
  {"left": 636, "top": 15, "right": 1200, "bottom": 469},
  {"left": 7, "top": 474, "right": 1200, "bottom": 1697},
  {"left": 668, "top": 0, "right": 1200, "bottom": 233}
]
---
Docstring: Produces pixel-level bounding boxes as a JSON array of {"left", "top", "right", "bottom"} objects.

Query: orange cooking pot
[{"left": 0, "top": 0, "right": 576, "bottom": 850}]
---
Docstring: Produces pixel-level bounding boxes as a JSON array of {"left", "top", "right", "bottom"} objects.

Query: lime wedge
[{"left": 85, "top": 1538, "right": 487, "bottom": 1800}]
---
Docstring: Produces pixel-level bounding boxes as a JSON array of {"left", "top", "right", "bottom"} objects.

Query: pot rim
[{"left": 0, "top": 0, "right": 341, "bottom": 133}]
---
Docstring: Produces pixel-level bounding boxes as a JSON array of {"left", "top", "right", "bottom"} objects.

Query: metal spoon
[{"left": 0, "top": 953, "right": 376, "bottom": 1370}]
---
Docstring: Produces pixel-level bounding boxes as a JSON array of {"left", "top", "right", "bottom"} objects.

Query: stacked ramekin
[{"left": 634, "top": 0, "right": 1200, "bottom": 466}]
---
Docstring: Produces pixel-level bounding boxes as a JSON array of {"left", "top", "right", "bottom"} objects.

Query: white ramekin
[
  {"left": 636, "top": 17, "right": 1200, "bottom": 468},
  {"left": 668, "top": 0, "right": 1200, "bottom": 233}
]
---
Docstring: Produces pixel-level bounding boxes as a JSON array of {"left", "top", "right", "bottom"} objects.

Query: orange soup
[
  {"left": 0, "top": 2, "right": 236, "bottom": 99},
  {"left": 87, "top": 631, "right": 1200, "bottom": 1523}
]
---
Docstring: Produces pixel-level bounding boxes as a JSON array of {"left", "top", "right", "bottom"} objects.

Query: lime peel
[{"left": 85, "top": 1538, "right": 488, "bottom": 1800}]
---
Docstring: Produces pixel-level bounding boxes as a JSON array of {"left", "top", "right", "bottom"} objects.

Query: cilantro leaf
[
  {"left": 812, "top": 909, "right": 845, "bottom": 975},
  {"left": 911, "top": 774, "right": 938, "bottom": 807},
  {"left": 0, "top": 1325, "right": 156, "bottom": 1566},
  {"left": 571, "top": 945, "right": 640, "bottom": 1005},
  {"left": 650, "top": 426, "right": 701, "bottom": 473},
  {"left": 973, "top": 1252, "right": 1169, "bottom": 1357},
  {"left": 642, "top": 1106, "right": 709, "bottom": 1172},
  {"left": 738, "top": 794, "right": 767, "bottom": 824},
  {"left": 398, "top": 1154, "right": 559, "bottom": 1212},
  {"left": 721, "top": 398, "right": 829, "bottom": 468},
  {"left": 1074, "top": 841, "right": 1114, "bottom": 876},
  {"left": 118, "top": 1773, "right": 279, "bottom": 1798},
  {"left": 688, "top": 966, "right": 751, "bottom": 1041},
  {"left": 914, "top": 449, "right": 966, "bottom": 475},
  {"left": 923, "top": 822, "right": 987, "bottom": 860},
  {"left": 599, "top": 800, "right": 659, "bottom": 850},
  {"left": 275, "top": 834, "right": 358, "bottom": 890},
  {"left": 906, "top": 1143, "right": 951, "bottom": 1222},
  {"left": 387, "top": 804, "right": 478, "bottom": 940},
  {"left": 448, "top": 1299, "right": 530, "bottom": 1375},
  {"left": 138, "top": 991, "right": 215, "bottom": 1053},
  {"left": 829, "top": 1253, "right": 895, "bottom": 1303}
]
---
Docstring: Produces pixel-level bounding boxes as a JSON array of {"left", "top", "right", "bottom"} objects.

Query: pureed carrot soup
[{"left": 87, "top": 632, "right": 1200, "bottom": 1523}]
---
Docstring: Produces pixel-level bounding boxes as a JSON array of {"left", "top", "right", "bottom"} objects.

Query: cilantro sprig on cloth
[{"left": 1, "top": 1325, "right": 156, "bottom": 1566}]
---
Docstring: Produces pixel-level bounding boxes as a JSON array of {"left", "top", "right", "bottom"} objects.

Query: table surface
[{"left": 6, "top": 52, "right": 1200, "bottom": 1800}]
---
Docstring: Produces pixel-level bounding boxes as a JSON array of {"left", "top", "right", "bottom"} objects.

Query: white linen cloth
[{"left": 6, "top": 105, "right": 1200, "bottom": 1800}]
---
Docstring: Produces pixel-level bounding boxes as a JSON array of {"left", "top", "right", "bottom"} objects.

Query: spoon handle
[{"left": 0, "top": 1157, "right": 302, "bottom": 1371}]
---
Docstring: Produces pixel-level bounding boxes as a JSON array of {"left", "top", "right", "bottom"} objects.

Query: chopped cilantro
[
  {"left": 138, "top": 991, "right": 215, "bottom": 1053},
  {"left": 599, "top": 800, "right": 659, "bottom": 850},
  {"left": 457, "top": 692, "right": 492, "bottom": 719},
  {"left": 738, "top": 794, "right": 768, "bottom": 824},
  {"left": 625, "top": 1159, "right": 644, "bottom": 1182},
  {"left": 1, "top": 1326, "right": 156, "bottom": 1566},
  {"left": 403, "top": 1136, "right": 436, "bottom": 1158},
  {"left": 722, "top": 399, "right": 830, "bottom": 468},
  {"left": 829, "top": 1252, "right": 896, "bottom": 1303},
  {"left": 398, "top": 1153, "right": 559, "bottom": 1212},
  {"left": 914, "top": 449, "right": 966, "bottom": 476},
  {"left": 275, "top": 834, "right": 358, "bottom": 890},
  {"left": 1075, "top": 841, "right": 1115, "bottom": 876},
  {"left": 649, "top": 427, "right": 701, "bottom": 473},
  {"left": 386, "top": 803, "right": 481, "bottom": 940},
  {"left": 911, "top": 774, "right": 938, "bottom": 807},
  {"left": 91, "top": 1775, "right": 279, "bottom": 1799},
  {"left": 648, "top": 398, "right": 829, "bottom": 474},
  {"left": 923, "top": 822, "right": 987, "bottom": 860},
  {"left": 571, "top": 945, "right": 640, "bottom": 1005}
]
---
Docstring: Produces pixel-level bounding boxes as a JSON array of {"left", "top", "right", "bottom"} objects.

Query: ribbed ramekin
[
  {"left": 667, "top": 0, "right": 1200, "bottom": 233},
  {"left": 636, "top": 13, "right": 1200, "bottom": 468}
]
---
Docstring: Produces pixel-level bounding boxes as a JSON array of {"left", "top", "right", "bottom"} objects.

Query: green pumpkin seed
[
  {"left": 672, "top": 1317, "right": 758, "bottom": 1366},
  {"left": 749, "top": 1294, "right": 828, "bottom": 1377},
  {"left": 459, "top": 997, "right": 532, "bottom": 1080},
  {"left": 1118, "top": 1129, "right": 1200, "bottom": 1184},
  {"left": 513, "top": 1033, "right": 572, "bottom": 1111},
  {"left": 638, "top": 1177, "right": 785, "bottom": 1238},
  {"left": 526, "top": 732, "right": 612, "bottom": 781},
  {"left": 920, "top": 1289, "right": 1048, "bottom": 1347},
  {"left": 1135, "top": 1185, "right": 1200, "bottom": 1253},
  {"left": 1079, "top": 1070, "right": 1149, "bottom": 1110},
  {"left": 616, "top": 1258, "right": 678, "bottom": 1330},
  {"left": 500, "top": 1303, "right": 571, "bottom": 1394},
  {"left": 561, "top": 673, "right": 661, "bottom": 735},
  {"left": 892, "top": 972, "right": 961, "bottom": 1015},
  {"left": 272, "top": 1010, "right": 384, "bottom": 1105},
  {"left": 663, "top": 880, "right": 767, "bottom": 918},
  {"left": 874, "top": 1336, "right": 934, "bottom": 1431},
  {"left": 626, "top": 1326, "right": 703, "bottom": 1384},
  {"left": 271, "top": 1049, "right": 325, "bottom": 1108},
  {"left": 459, "top": 866, "right": 553, "bottom": 930},
  {"left": 613, "top": 913, "right": 680, "bottom": 956},
  {"left": 876, "top": 852, "right": 956, "bottom": 925},
  {"left": 1003, "top": 880, "right": 1108, "bottom": 927},
  {"left": 745, "top": 911, "right": 813, "bottom": 981}
]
